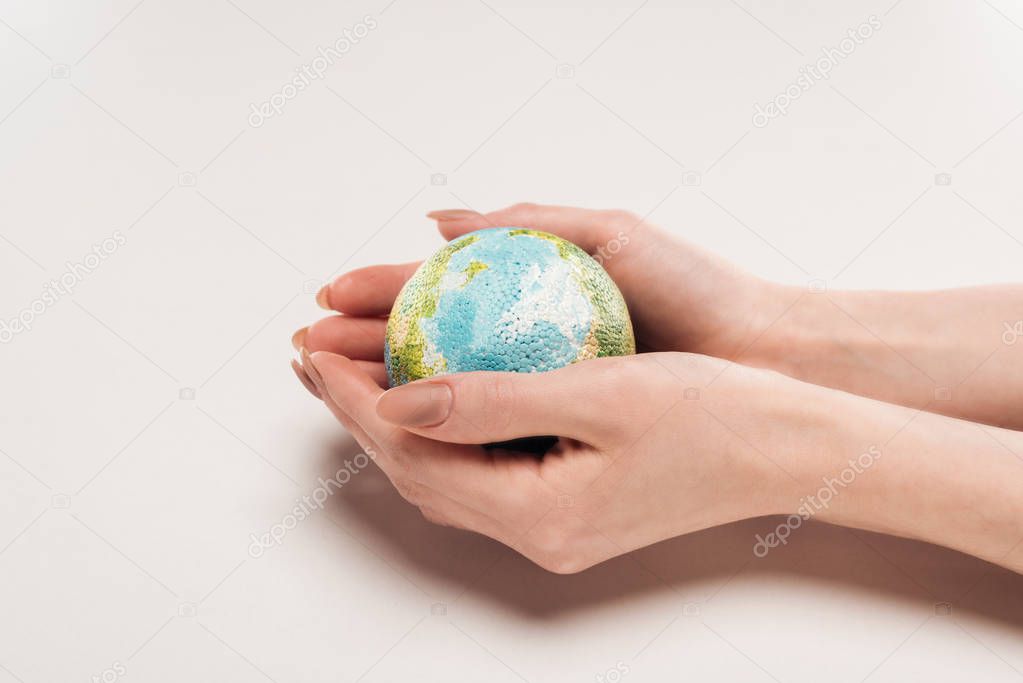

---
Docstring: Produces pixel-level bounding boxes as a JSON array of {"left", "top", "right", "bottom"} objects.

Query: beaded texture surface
[{"left": 385, "top": 227, "right": 636, "bottom": 387}]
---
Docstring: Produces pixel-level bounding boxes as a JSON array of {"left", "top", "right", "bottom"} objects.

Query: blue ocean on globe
[{"left": 385, "top": 227, "right": 635, "bottom": 386}]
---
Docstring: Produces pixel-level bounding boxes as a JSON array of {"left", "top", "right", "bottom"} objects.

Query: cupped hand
[
  {"left": 291, "top": 203, "right": 1023, "bottom": 576},
  {"left": 425, "top": 203, "right": 778, "bottom": 356},
  {"left": 289, "top": 202, "right": 797, "bottom": 573},
  {"left": 299, "top": 203, "right": 780, "bottom": 373},
  {"left": 301, "top": 350, "right": 793, "bottom": 574}
]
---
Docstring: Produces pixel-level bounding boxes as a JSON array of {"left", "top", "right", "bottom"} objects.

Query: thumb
[{"left": 374, "top": 360, "right": 630, "bottom": 445}]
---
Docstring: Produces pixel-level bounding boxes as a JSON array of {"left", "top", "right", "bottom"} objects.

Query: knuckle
[
  {"left": 591, "top": 357, "right": 634, "bottom": 392},
  {"left": 510, "top": 201, "right": 539, "bottom": 214},
  {"left": 501, "top": 202, "right": 541, "bottom": 226},
  {"left": 568, "top": 357, "right": 637, "bottom": 414},
  {"left": 477, "top": 374, "right": 518, "bottom": 436},
  {"left": 393, "top": 478, "right": 425, "bottom": 505},
  {"left": 524, "top": 513, "right": 588, "bottom": 575},
  {"left": 381, "top": 434, "right": 416, "bottom": 477},
  {"left": 303, "top": 317, "right": 333, "bottom": 348},
  {"left": 539, "top": 554, "right": 589, "bottom": 575},
  {"left": 418, "top": 505, "right": 450, "bottom": 527},
  {"left": 602, "top": 208, "right": 639, "bottom": 228}
]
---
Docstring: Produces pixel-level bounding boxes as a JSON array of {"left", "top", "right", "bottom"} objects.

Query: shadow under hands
[{"left": 318, "top": 435, "right": 1023, "bottom": 635}]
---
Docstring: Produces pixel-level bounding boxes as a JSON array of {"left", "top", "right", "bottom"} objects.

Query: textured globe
[{"left": 385, "top": 227, "right": 635, "bottom": 387}]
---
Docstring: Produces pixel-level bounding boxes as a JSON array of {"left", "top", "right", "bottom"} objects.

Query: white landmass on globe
[
  {"left": 496, "top": 262, "right": 591, "bottom": 345},
  {"left": 438, "top": 269, "right": 470, "bottom": 291}
]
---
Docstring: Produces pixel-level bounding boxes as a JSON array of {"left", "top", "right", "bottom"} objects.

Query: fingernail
[
  {"left": 291, "top": 326, "right": 308, "bottom": 351},
  {"left": 301, "top": 347, "right": 323, "bottom": 390},
  {"left": 427, "top": 209, "right": 479, "bottom": 222},
  {"left": 377, "top": 382, "right": 452, "bottom": 427},
  {"left": 291, "top": 359, "right": 321, "bottom": 399},
  {"left": 315, "top": 284, "right": 331, "bottom": 310}
]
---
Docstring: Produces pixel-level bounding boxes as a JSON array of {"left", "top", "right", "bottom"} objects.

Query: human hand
[
  {"left": 301, "top": 350, "right": 795, "bottom": 573},
  {"left": 414, "top": 204, "right": 1023, "bottom": 431},
  {"left": 300, "top": 201, "right": 1023, "bottom": 430},
  {"left": 301, "top": 203, "right": 780, "bottom": 368},
  {"left": 290, "top": 202, "right": 1023, "bottom": 575}
]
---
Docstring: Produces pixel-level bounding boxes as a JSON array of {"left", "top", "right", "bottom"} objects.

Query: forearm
[
  {"left": 760, "top": 374, "right": 1023, "bottom": 573},
  {"left": 745, "top": 284, "right": 1023, "bottom": 429}
]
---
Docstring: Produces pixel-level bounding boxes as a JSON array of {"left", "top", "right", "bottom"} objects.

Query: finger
[
  {"left": 304, "top": 350, "right": 407, "bottom": 472},
  {"left": 357, "top": 361, "right": 389, "bottom": 389},
  {"left": 374, "top": 358, "right": 632, "bottom": 445},
  {"left": 319, "top": 376, "right": 378, "bottom": 455},
  {"left": 307, "top": 351, "right": 399, "bottom": 445},
  {"left": 308, "top": 351, "right": 547, "bottom": 513},
  {"left": 303, "top": 315, "right": 386, "bottom": 361},
  {"left": 397, "top": 478, "right": 507, "bottom": 536},
  {"left": 428, "top": 203, "right": 623, "bottom": 253},
  {"left": 316, "top": 262, "right": 421, "bottom": 316},
  {"left": 325, "top": 357, "right": 390, "bottom": 389},
  {"left": 300, "top": 350, "right": 378, "bottom": 454},
  {"left": 324, "top": 397, "right": 377, "bottom": 455},
  {"left": 307, "top": 351, "right": 459, "bottom": 471},
  {"left": 290, "top": 359, "right": 321, "bottom": 399},
  {"left": 304, "top": 353, "right": 504, "bottom": 532}
]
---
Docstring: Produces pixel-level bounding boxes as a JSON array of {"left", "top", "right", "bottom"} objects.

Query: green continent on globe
[{"left": 384, "top": 227, "right": 636, "bottom": 387}]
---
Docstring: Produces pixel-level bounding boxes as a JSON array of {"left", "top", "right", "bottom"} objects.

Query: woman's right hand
[
  {"left": 304, "top": 201, "right": 1023, "bottom": 429},
  {"left": 421, "top": 203, "right": 781, "bottom": 360},
  {"left": 299, "top": 202, "right": 782, "bottom": 392},
  {"left": 425, "top": 204, "right": 1023, "bottom": 431}
]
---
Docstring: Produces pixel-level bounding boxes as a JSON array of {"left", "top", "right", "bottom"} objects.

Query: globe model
[{"left": 385, "top": 227, "right": 636, "bottom": 387}]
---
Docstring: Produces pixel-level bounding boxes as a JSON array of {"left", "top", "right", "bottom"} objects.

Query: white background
[{"left": 1, "top": 0, "right": 1022, "bottom": 681}]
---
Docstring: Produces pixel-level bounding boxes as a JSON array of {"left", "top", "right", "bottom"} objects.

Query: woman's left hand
[{"left": 300, "top": 349, "right": 795, "bottom": 574}]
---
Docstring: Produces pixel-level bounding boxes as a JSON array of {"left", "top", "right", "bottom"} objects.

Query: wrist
[
  {"left": 778, "top": 384, "right": 1023, "bottom": 571},
  {"left": 719, "top": 281, "right": 808, "bottom": 368},
  {"left": 734, "top": 288, "right": 937, "bottom": 410},
  {"left": 717, "top": 365, "right": 903, "bottom": 521},
  {"left": 705, "top": 363, "right": 842, "bottom": 519},
  {"left": 846, "top": 410, "right": 1023, "bottom": 569}
]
